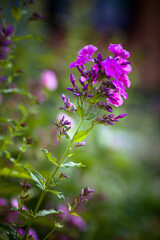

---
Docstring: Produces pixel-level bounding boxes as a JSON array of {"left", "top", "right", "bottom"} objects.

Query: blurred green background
[{"left": 0, "top": 0, "right": 160, "bottom": 239}]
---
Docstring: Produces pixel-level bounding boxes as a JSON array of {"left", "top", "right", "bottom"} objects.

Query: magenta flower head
[
  {"left": 41, "top": 70, "right": 58, "bottom": 90},
  {"left": 78, "top": 44, "right": 98, "bottom": 57},
  {"left": 101, "top": 58, "right": 122, "bottom": 80},
  {"left": 108, "top": 43, "right": 130, "bottom": 59}
]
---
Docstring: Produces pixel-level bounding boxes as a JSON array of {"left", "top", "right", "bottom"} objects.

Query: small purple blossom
[
  {"left": 59, "top": 94, "right": 77, "bottom": 116},
  {"left": 52, "top": 115, "right": 71, "bottom": 136}
]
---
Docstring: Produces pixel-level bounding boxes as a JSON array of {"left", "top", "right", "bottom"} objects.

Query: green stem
[
  {"left": 23, "top": 117, "right": 84, "bottom": 239},
  {"left": 42, "top": 203, "right": 78, "bottom": 240}
]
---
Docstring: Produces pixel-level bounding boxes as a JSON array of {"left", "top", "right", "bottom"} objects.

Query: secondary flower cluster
[
  {"left": 59, "top": 94, "right": 77, "bottom": 116},
  {"left": 0, "top": 25, "right": 14, "bottom": 60},
  {"left": 52, "top": 115, "right": 71, "bottom": 136},
  {"left": 67, "top": 43, "right": 131, "bottom": 112}
]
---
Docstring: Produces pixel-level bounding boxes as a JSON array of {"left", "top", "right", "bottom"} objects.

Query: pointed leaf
[
  {"left": 30, "top": 170, "right": 44, "bottom": 190},
  {"left": 48, "top": 190, "right": 65, "bottom": 200},
  {"left": 73, "top": 130, "right": 90, "bottom": 142},
  {"left": 0, "top": 88, "right": 35, "bottom": 99},
  {"left": 41, "top": 149, "right": 58, "bottom": 166},
  {"left": 36, "top": 209, "right": 63, "bottom": 217},
  {"left": 61, "top": 161, "right": 85, "bottom": 168}
]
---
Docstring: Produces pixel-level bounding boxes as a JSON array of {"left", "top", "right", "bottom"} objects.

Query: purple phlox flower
[
  {"left": 1, "top": 26, "right": 14, "bottom": 37},
  {"left": 78, "top": 44, "right": 98, "bottom": 58},
  {"left": 77, "top": 187, "right": 95, "bottom": 203},
  {"left": 70, "top": 73, "right": 76, "bottom": 87},
  {"left": 41, "top": 70, "right": 58, "bottom": 90},
  {"left": 119, "top": 74, "right": 131, "bottom": 88},
  {"left": 16, "top": 228, "right": 39, "bottom": 240},
  {"left": 52, "top": 115, "right": 71, "bottom": 136},
  {"left": 60, "top": 173, "right": 70, "bottom": 178},
  {"left": 20, "top": 180, "right": 32, "bottom": 192},
  {"left": 29, "top": 11, "right": 43, "bottom": 21},
  {"left": 58, "top": 204, "right": 87, "bottom": 231},
  {"left": 108, "top": 43, "right": 130, "bottom": 59},
  {"left": 118, "top": 58, "right": 132, "bottom": 74},
  {"left": 0, "top": 26, "right": 14, "bottom": 60},
  {"left": 101, "top": 58, "right": 122, "bottom": 80},
  {"left": 0, "top": 76, "right": 7, "bottom": 83},
  {"left": 96, "top": 101, "right": 113, "bottom": 112},
  {"left": 112, "top": 80, "right": 128, "bottom": 99},
  {"left": 70, "top": 44, "right": 98, "bottom": 68},
  {"left": 70, "top": 55, "right": 89, "bottom": 68},
  {"left": 59, "top": 94, "right": 77, "bottom": 115},
  {"left": 0, "top": 198, "right": 8, "bottom": 206},
  {"left": 107, "top": 91, "right": 123, "bottom": 107},
  {"left": 75, "top": 142, "right": 86, "bottom": 148}
]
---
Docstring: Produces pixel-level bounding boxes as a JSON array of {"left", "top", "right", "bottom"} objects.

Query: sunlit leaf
[
  {"left": 36, "top": 209, "right": 63, "bottom": 217},
  {"left": 73, "top": 130, "right": 90, "bottom": 142},
  {"left": 48, "top": 190, "right": 65, "bottom": 200},
  {"left": 11, "top": 6, "right": 21, "bottom": 20},
  {"left": 41, "top": 149, "right": 58, "bottom": 166},
  {"left": 0, "top": 117, "right": 17, "bottom": 126},
  {"left": 61, "top": 161, "right": 85, "bottom": 168}
]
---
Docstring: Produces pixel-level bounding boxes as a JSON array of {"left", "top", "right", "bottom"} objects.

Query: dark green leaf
[{"left": 30, "top": 170, "right": 44, "bottom": 190}]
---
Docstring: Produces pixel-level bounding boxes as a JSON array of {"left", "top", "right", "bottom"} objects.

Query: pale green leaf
[
  {"left": 61, "top": 161, "right": 85, "bottom": 168},
  {"left": 30, "top": 170, "right": 44, "bottom": 190},
  {"left": 73, "top": 130, "right": 90, "bottom": 142},
  {"left": 36, "top": 209, "right": 63, "bottom": 217},
  {"left": 48, "top": 190, "right": 65, "bottom": 200},
  {"left": 0, "top": 88, "right": 35, "bottom": 99}
]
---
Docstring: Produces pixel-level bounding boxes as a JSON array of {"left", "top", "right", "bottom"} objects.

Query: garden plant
[{"left": 0, "top": 1, "right": 132, "bottom": 239}]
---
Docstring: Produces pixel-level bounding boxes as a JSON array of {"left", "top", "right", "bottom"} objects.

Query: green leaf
[
  {"left": 0, "top": 167, "right": 30, "bottom": 179},
  {"left": 11, "top": 6, "right": 21, "bottom": 20},
  {"left": 70, "top": 212, "right": 79, "bottom": 216},
  {"left": 30, "top": 170, "right": 44, "bottom": 190},
  {"left": 0, "top": 223, "right": 20, "bottom": 239},
  {"left": 0, "top": 117, "right": 17, "bottom": 126},
  {"left": 41, "top": 149, "right": 58, "bottom": 166},
  {"left": 61, "top": 161, "right": 85, "bottom": 168},
  {"left": 85, "top": 112, "right": 98, "bottom": 120},
  {"left": 73, "top": 130, "right": 90, "bottom": 142},
  {"left": 89, "top": 94, "right": 100, "bottom": 104},
  {"left": 77, "top": 106, "right": 84, "bottom": 117},
  {"left": 48, "top": 190, "right": 65, "bottom": 200},
  {"left": 36, "top": 209, "right": 63, "bottom": 217},
  {"left": 4, "top": 150, "right": 15, "bottom": 162},
  {"left": 0, "top": 88, "right": 35, "bottom": 99},
  {"left": 13, "top": 35, "right": 42, "bottom": 42}
]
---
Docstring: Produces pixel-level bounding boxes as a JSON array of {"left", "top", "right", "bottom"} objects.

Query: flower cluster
[
  {"left": 52, "top": 115, "right": 71, "bottom": 136},
  {"left": 59, "top": 94, "right": 77, "bottom": 116},
  {"left": 76, "top": 187, "right": 95, "bottom": 204},
  {"left": 94, "top": 113, "right": 128, "bottom": 126},
  {"left": 0, "top": 25, "right": 14, "bottom": 60},
  {"left": 68, "top": 43, "right": 131, "bottom": 114}
]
